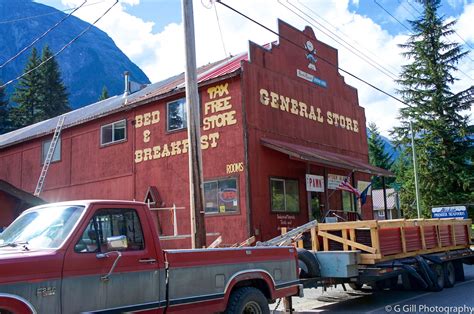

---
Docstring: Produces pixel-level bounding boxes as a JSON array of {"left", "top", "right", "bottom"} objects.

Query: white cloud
[{"left": 37, "top": 0, "right": 473, "bottom": 137}]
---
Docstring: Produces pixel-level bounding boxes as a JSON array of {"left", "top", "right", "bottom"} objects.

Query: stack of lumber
[{"left": 314, "top": 218, "right": 472, "bottom": 264}]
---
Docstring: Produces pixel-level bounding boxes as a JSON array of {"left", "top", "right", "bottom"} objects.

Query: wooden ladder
[{"left": 34, "top": 115, "right": 65, "bottom": 196}]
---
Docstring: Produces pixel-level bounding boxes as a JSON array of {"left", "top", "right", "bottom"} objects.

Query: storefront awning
[{"left": 261, "top": 138, "right": 394, "bottom": 177}]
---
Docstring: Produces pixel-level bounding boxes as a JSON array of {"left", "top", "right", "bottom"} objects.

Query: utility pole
[
  {"left": 410, "top": 121, "right": 421, "bottom": 219},
  {"left": 182, "top": 0, "right": 206, "bottom": 248}
]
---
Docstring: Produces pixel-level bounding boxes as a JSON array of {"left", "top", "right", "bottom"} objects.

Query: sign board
[
  {"left": 431, "top": 206, "right": 467, "bottom": 219},
  {"left": 328, "top": 174, "right": 349, "bottom": 190},
  {"left": 306, "top": 174, "right": 324, "bottom": 192}
]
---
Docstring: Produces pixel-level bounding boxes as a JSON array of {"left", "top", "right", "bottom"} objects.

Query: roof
[
  {"left": 0, "top": 52, "right": 248, "bottom": 150},
  {"left": 0, "top": 180, "right": 45, "bottom": 206},
  {"left": 261, "top": 138, "right": 394, "bottom": 177},
  {"left": 372, "top": 188, "right": 398, "bottom": 210}
]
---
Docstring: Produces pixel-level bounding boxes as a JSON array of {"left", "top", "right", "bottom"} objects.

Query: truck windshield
[{"left": 0, "top": 205, "right": 85, "bottom": 249}]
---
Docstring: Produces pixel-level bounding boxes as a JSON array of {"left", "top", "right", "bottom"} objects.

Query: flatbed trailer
[
  {"left": 259, "top": 217, "right": 473, "bottom": 295},
  {"left": 299, "top": 247, "right": 474, "bottom": 292}
]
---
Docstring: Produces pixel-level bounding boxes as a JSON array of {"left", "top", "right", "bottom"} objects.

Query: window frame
[
  {"left": 342, "top": 190, "right": 356, "bottom": 212},
  {"left": 166, "top": 98, "right": 187, "bottom": 132},
  {"left": 41, "top": 137, "right": 61, "bottom": 164},
  {"left": 74, "top": 207, "right": 145, "bottom": 254},
  {"left": 269, "top": 177, "right": 300, "bottom": 213},
  {"left": 100, "top": 119, "right": 127, "bottom": 147},
  {"left": 203, "top": 176, "right": 240, "bottom": 215}
]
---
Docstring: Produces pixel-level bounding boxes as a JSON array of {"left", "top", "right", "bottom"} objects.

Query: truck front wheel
[{"left": 225, "top": 287, "right": 270, "bottom": 314}]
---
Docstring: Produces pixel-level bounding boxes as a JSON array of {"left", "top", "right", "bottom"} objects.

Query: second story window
[
  {"left": 42, "top": 137, "right": 61, "bottom": 163},
  {"left": 167, "top": 98, "right": 187, "bottom": 132},
  {"left": 101, "top": 120, "right": 126, "bottom": 146}
]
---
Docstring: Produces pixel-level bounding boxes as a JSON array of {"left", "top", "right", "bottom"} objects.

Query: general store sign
[
  {"left": 306, "top": 174, "right": 324, "bottom": 192},
  {"left": 431, "top": 206, "right": 467, "bottom": 219},
  {"left": 327, "top": 174, "right": 349, "bottom": 190}
]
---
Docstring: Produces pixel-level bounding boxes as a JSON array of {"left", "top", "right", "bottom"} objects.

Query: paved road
[{"left": 275, "top": 264, "right": 474, "bottom": 313}]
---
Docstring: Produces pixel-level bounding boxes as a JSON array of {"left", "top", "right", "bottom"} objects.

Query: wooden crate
[{"left": 315, "top": 218, "right": 472, "bottom": 264}]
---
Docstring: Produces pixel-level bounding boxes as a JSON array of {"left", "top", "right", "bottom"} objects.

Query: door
[
  {"left": 309, "top": 192, "right": 322, "bottom": 221},
  {"left": 62, "top": 205, "right": 161, "bottom": 313}
]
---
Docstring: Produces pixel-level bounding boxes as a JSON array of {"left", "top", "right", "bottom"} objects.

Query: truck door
[{"left": 62, "top": 205, "right": 162, "bottom": 313}]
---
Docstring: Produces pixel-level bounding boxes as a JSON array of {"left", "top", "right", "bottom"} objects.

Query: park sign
[{"left": 431, "top": 205, "right": 467, "bottom": 219}]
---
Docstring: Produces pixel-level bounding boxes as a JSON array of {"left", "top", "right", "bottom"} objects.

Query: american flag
[{"left": 337, "top": 178, "right": 360, "bottom": 197}]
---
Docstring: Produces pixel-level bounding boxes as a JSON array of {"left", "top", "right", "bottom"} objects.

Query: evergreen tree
[
  {"left": 11, "top": 46, "right": 70, "bottom": 130},
  {"left": 99, "top": 86, "right": 109, "bottom": 101},
  {"left": 392, "top": 0, "right": 473, "bottom": 214},
  {"left": 368, "top": 122, "right": 394, "bottom": 189},
  {"left": 38, "top": 45, "right": 70, "bottom": 118},
  {"left": 0, "top": 81, "right": 11, "bottom": 134},
  {"left": 11, "top": 47, "right": 43, "bottom": 128}
]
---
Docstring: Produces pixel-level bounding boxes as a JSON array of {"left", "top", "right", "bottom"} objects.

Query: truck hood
[{"left": 0, "top": 249, "right": 64, "bottom": 284}]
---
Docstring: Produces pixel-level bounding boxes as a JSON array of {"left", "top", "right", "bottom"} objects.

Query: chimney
[{"left": 123, "top": 71, "right": 130, "bottom": 97}]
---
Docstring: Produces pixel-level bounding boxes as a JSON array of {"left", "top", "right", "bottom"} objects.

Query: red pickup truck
[{"left": 0, "top": 200, "right": 302, "bottom": 313}]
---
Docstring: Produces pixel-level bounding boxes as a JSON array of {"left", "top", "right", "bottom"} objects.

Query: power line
[
  {"left": 0, "top": 1, "right": 87, "bottom": 69},
  {"left": 297, "top": 0, "right": 401, "bottom": 76},
  {"left": 376, "top": 0, "right": 473, "bottom": 81},
  {"left": 214, "top": 3, "right": 228, "bottom": 57},
  {"left": 216, "top": 0, "right": 409, "bottom": 107},
  {"left": 374, "top": 0, "right": 411, "bottom": 32},
  {"left": 1, "top": 0, "right": 119, "bottom": 89},
  {"left": 283, "top": 0, "right": 399, "bottom": 81},
  {"left": 0, "top": 0, "right": 107, "bottom": 25}
]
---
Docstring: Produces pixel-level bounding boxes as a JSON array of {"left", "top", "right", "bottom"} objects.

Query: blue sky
[{"left": 34, "top": 0, "right": 474, "bottom": 136}]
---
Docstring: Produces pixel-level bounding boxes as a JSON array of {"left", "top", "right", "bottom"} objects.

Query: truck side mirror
[{"left": 106, "top": 235, "right": 128, "bottom": 251}]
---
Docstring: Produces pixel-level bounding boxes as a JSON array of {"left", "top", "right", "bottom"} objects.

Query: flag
[
  {"left": 337, "top": 177, "right": 360, "bottom": 197},
  {"left": 359, "top": 183, "right": 372, "bottom": 205}
]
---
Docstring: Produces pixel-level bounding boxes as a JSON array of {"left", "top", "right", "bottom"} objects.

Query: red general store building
[{"left": 0, "top": 20, "right": 391, "bottom": 248}]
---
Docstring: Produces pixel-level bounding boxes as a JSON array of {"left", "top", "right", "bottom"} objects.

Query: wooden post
[
  {"left": 182, "top": 0, "right": 206, "bottom": 248},
  {"left": 349, "top": 229, "right": 356, "bottom": 250},
  {"left": 370, "top": 224, "right": 380, "bottom": 254},
  {"left": 451, "top": 224, "right": 456, "bottom": 246},
  {"left": 342, "top": 229, "right": 349, "bottom": 251},
  {"left": 400, "top": 226, "right": 407, "bottom": 253},
  {"left": 311, "top": 227, "right": 319, "bottom": 251},
  {"left": 419, "top": 222, "right": 426, "bottom": 250},
  {"left": 323, "top": 236, "right": 329, "bottom": 251}
]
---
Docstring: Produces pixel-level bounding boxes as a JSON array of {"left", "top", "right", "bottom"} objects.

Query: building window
[
  {"left": 74, "top": 208, "right": 144, "bottom": 253},
  {"left": 167, "top": 98, "right": 187, "bottom": 131},
  {"left": 42, "top": 137, "right": 61, "bottom": 163},
  {"left": 342, "top": 191, "right": 355, "bottom": 212},
  {"left": 101, "top": 120, "right": 126, "bottom": 145},
  {"left": 270, "top": 178, "right": 299, "bottom": 213},
  {"left": 204, "top": 178, "right": 238, "bottom": 214}
]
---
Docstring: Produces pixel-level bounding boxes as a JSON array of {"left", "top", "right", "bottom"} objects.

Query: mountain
[
  {"left": 367, "top": 130, "right": 399, "bottom": 162},
  {"left": 0, "top": 0, "right": 150, "bottom": 109}
]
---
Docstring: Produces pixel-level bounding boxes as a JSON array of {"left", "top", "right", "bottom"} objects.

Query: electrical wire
[
  {"left": 1, "top": 0, "right": 119, "bottom": 89},
  {"left": 0, "top": 1, "right": 87, "bottom": 69},
  {"left": 0, "top": 0, "right": 107, "bottom": 25},
  {"left": 214, "top": 3, "right": 228, "bottom": 57},
  {"left": 283, "top": 0, "right": 399, "bottom": 81},
  {"left": 374, "top": 0, "right": 411, "bottom": 32},
  {"left": 216, "top": 0, "right": 409, "bottom": 107},
  {"left": 375, "top": 0, "right": 473, "bottom": 80},
  {"left": 297, "top": 0, "right": 401, "bottom": 76}
]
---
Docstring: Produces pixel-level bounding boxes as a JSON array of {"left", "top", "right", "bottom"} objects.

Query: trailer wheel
[
  {"left": 297, "top": 249, "right": 320, "bottom": 278},
  {"left": 429, "top": 264, "right": 445, "bottom": 292},
  {"left": 225, "top": 287, "right": 269, "bottom": 314},
  {"left": 443, "top": 262, "right": 455, "bottom": 288},
  {"left": 453, "top": 261, "right": 465, "bottom": 282}
]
